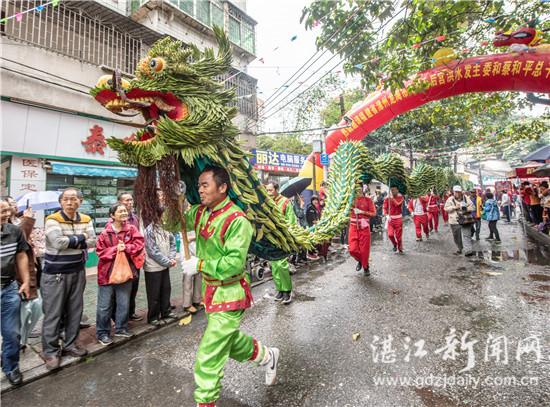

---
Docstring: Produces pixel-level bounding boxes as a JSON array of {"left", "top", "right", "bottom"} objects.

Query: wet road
[{"left": 3, "top": 220, "right": 549, "bottom": 406}]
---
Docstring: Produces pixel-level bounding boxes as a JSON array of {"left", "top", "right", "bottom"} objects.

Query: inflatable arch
[{"left": 299, "top": 51, "right": 550, "bottom": 193}]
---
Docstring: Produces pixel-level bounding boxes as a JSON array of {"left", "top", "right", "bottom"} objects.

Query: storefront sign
[
  {"left": 82, "top": 125, "right": 107, "bottom": 155},
  {"left": 250, "top": 149, "right": 307, "bottom": 173},
  {"left": 10, "top": 156, "right": 46, "bottom": 198}
]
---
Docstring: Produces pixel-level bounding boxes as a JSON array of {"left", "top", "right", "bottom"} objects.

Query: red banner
[{"left": 324, "top": 51, "right": 550, "bottom": 154}]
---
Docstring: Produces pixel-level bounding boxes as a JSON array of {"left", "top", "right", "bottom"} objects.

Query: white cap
[{"left": 453, "top": 185, "right": 462, "bottom": 192}]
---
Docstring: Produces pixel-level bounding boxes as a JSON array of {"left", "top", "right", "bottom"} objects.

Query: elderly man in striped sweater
[{"left": 41, "top": 188, "right": 96, "bottom": 370}]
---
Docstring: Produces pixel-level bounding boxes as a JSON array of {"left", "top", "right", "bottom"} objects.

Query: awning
[
  {"left": 507, "top": 161, "right": 543, "bottom": 179},
  {"left": 50, "top": 161, "right": 137, "bottom": 178},
  {"left": 522, "top": 145, "right": 550, "bottom": 163}
]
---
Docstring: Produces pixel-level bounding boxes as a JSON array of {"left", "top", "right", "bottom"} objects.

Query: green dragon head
[{"left": 90, "top": 26, "right": 238, "bottom": 167}]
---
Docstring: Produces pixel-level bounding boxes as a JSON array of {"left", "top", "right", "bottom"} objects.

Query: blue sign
[
  {"left": 250, "top": 149, "right": 307, "bottom": 173},
  {"left": 320, "top": 153, "right": 329, "bottom": 166}
]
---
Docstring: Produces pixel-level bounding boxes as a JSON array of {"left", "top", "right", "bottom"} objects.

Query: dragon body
[{"left": 91, "top": 28, "right": 455, "bottom": 260}]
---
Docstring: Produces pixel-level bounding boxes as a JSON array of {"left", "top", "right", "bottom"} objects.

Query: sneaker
[
  {"left": 274, "top": 291, "right": 284, "bottom": 302},
  {"left": 40, "top": 353, "right": 61, "bottom": 370},
  {"left": 62, "top": 345, "right": 88, "bottom": 357},
  {"left": 392, "top": 246, "right": 397, "bottom": 252},
  {"left": 265, "top": 347, "right": 280, "bottom": 386},
  {"left": 307, "top": 253, "right": 320, "bottom": 261},
  {"left": 454, "top": 250, "right": 463, "bottom": 255},
  {"left": 129, "top": 314, "right": 143, "bottom": 321},
  {"left": 355, "top": 261, "right": 362, "bottom": 271},
  {"left": 282, "top": 292, "right": 292, "bottom": 305},
  {"left": 163, "top": 312, "right": 178, "bottom": 320},
  {"left": 5, "top": 367, "right": 23, "bottom": 385},
  {"left": 485, "top": 237, "right": 494, "bottom": 241},
  {"left": 149, "top": 320, "right": 162, "bottom": 327},
  {"left": 363, "top": 266, "right": 371, "bottom": 277},
  {"left": 398, "top": 249, "right": 404, "bottom": 254},
  {"left": 98, "top": 336, "right": 113, "bottom": 346},
  {"left": 416, "top": 238, "right": 422, "bottom": 242},
  {"left": 114, "top": 330, "right": 132, "bottom": 338},
  {"left": 464, "top": 251, "right": 475, "bottom": 257}
]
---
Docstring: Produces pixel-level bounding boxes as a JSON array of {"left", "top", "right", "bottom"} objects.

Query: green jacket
[
  {"left": 185, "top": 197, "right": 254, "bottom": 313},
  {"left": 274, "top": 195, "right": 298, "bottom": 225}
]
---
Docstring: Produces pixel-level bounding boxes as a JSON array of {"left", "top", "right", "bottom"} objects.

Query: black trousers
[
  {"left": 144, "top": 270, "right": 171, "bottom": 323},
  {"left": 488, "top": 220, "right": 500, "bottom": 241}
]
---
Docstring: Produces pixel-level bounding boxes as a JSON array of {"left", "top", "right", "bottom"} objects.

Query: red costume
[
  {"left": 348, "top": 196, "right": 376, "bottom": 269},
  {"left": 383, "top": 194, "right": 404, "bottom": 251},
  {"left": 426, "top": 193, "right": 440, "bottom": 232},
  {"left": 441, "top": 192, "right": 451, "bottom": 223},
  {"left": 407, "top": 197, "right": 429, "bottom": 239}
]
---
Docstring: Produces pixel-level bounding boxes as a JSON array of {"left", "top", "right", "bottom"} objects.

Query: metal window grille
[
  {"left": 217, "top": 68, "right": 257, "bottom": 120},
  {"left": 1, "top": 0, "right": 144, "bottom": 75}
]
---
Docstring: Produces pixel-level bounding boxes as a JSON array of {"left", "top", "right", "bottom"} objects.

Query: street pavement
[{"left": 3, "top": 218, "right": 549, "bottom": 407}]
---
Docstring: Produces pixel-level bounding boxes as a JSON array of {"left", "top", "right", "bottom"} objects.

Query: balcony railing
[
  {"left": 1, "top": 0, "right": 144, "bottom": 75},
  {"left": 218, "top": 68, "right": 258, "bottom": 120}
]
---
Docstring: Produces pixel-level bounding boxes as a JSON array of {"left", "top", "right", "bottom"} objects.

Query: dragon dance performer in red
[
  {"left": 441, "top": 188, "right": 451, "bottom": 224},
  {"left": 383, "top": 186, "right": 405, "bottom": 253},
  {"left": 407, "top": 195, "right": 429, "bottom": 241},
  {"left": 348, "top": 186, "right": 376, "bottom": 276},
  {"left": 426, "top": 191, "right": 440, "bottom": 232}
]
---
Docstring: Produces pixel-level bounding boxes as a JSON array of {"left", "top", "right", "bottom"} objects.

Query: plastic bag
[{"left": 109, "top": 251, "right": 133, "bottom": 285}]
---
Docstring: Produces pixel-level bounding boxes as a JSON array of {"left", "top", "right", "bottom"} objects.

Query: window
[
  {"left": 241, "top": 20, "right": 255, "bottom": 54},
  {"left": 196, "top": 0, "right": 210, "bottom": 25},
  {"left": 228, "top": 16, "right": 241, "bottom": 46},
  {"left": 211, "top": 3, "right": 224, "bottom": 28}
]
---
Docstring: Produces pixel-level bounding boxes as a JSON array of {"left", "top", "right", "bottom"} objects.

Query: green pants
[
  {"left": 194, "top": 310, "right": 254, "bottom": 404},
  {"left": 271, "top": 258, "right": 292, "bottom": 292}
]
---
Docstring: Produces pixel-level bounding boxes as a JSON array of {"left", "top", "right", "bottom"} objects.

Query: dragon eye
[
  {"left": 512, "top": 32, "right": 530, "bottom": 39},
  {"left": 149, "top": 57, "right": 166, "bottom": 72},
  {"left": 96, "top": 75, "right": 114, "bottom": 90}
]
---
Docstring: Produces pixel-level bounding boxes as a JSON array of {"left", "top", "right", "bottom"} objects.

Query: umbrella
[
  {"left": 280, "top": 177, "right": 312, "bottom": 198},
  {"left": 532, "top": 163, "right": 550, "bottom": 177},
  {"left": 16, "top": 190, "right": 61, "bottom": 211}
]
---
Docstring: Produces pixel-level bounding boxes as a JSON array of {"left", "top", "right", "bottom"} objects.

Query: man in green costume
[
  {"left": 265, "top": 182, "right": 297, "bottom": 304},
  {"left": 181, "top": 166, "right": 280, "bottom": 407}
]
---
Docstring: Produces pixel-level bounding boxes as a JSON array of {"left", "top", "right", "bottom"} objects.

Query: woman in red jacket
[{"left": 95, "top": 204, "right": 144, "bottom": 345}]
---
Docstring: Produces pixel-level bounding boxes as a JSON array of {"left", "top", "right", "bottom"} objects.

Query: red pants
[
  {"left": 428, "top": 210, "right": 439, "bottom": 232},
  {"left": 413, "top": 214, "right": 429, "bottom": 239},
  {"left": 387, "top": 217, "right": 403, "bottom": 250},
  {"left": 349, "top": 223, "right": 371, "bottom": 268},
  {"left": 441, "top": 209, "right": 448, "bottom": 223}
]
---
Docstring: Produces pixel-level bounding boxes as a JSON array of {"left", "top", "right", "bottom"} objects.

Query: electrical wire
[
  {"left": 1, "top": 66, "right": 90, "bottom": 95},
  {"left": 258, "top": 6, "right": 409, "bottom": 123}
]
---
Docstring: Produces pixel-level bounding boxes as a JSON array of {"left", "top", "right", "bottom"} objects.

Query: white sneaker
[{"left": 265, "top": 347, "right": 279, "bottom": 386}]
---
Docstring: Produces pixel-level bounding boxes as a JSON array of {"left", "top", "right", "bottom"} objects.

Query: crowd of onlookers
[
  {"left": 520, "top": 180, "right": 550, "bottom": 235},
  {"left": 0, "top": 188, "right": 202, "bottom": 385}
]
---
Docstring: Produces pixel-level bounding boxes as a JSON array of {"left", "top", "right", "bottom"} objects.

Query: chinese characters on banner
[
  {"left": 9, "top": 156, "right": 46, "bottom": 199},
  {"left": 250, "top": 149, "right": 307, "bottom": 173}
]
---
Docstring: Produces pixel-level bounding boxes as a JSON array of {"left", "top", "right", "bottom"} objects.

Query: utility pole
[
  {"left": 409, "top": 143, "right": 414, "bottom": 170},
  {"left": 478, "top": 160, "right": 483, "bottom": 191},
  {"left": 339, "top": 93, "right": 346, "bottom": 117},
  {"left": 453, "top": 153, "right": 458, "bottom": 173}
]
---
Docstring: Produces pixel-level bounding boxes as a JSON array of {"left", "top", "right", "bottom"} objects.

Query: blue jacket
[{"left": 484, "top": 199, "right": 500, "bottom": 221}]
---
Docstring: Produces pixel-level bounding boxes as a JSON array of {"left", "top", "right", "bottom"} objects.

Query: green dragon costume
[
  {"left": 91, "top": 27, "right": 457, "bottom": 261},
  {"left": 91, "top": 27, "right": 461, "bottom": 406}
]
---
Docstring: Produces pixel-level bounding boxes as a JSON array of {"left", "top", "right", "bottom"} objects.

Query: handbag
[
  {"left": 456, "top": 198, "right": 475, "bottom": 225},
  {"left": 108, "top": 251, "right": 134, "bottom": 285}
]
